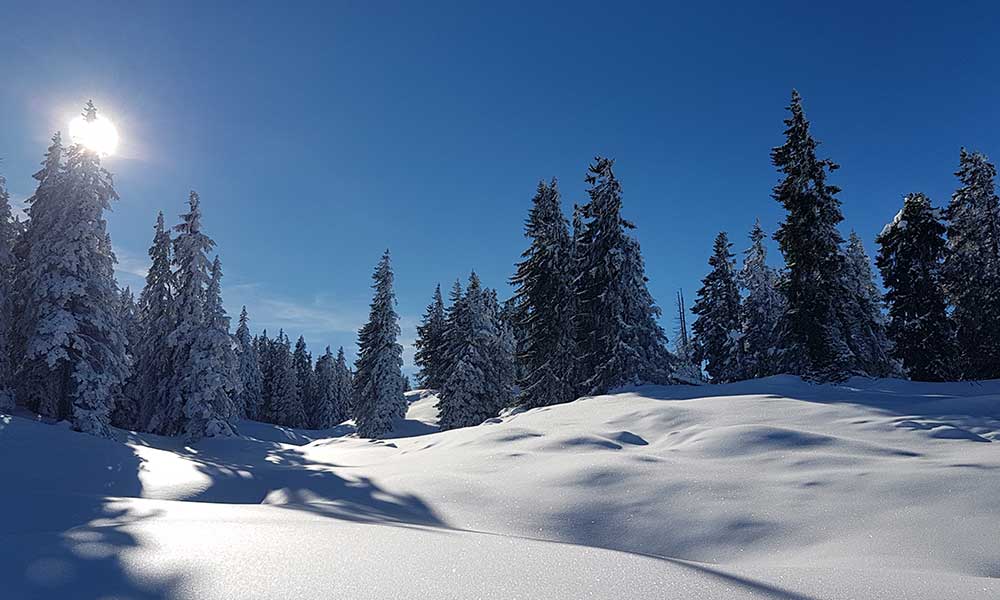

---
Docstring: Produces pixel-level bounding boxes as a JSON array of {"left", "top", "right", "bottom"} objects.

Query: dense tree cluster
[
  {"left": 2, "top": 94, "right": 997, "bottom": 443},
  {"left": 690, "top": 91, "right": 998, "bottom": 383}
]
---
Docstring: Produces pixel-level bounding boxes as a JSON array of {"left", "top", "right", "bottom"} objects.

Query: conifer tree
[
  {"left": 162, "top": 192, "right": 236, "bottom": 440},
  {"left": 692, "top": 232, "right": 743, "bottom": 382},
  {"left": 414, "top": 284, "right": 447, "bottom": 389},
  {"left": 438, "top": 273, "right": 504, "bottom": 429},
  {"left": 771, "top": 91, "right": 852, "bottom": 380},
  {"left": 738, "top": 220, "right": 785, "bottom": 379},
  {"left": 0, "top": 172, "right": 18, "bottom": 408},
  {"left": 131, "top": 212, "right": 175, "bottom": 430},
  {"left": 234, "top": 306, "right": 263, "bottom": 419},
  {"left": 842, "top": 232, "right": 895, "bottom": 377},
  {"left": 292, "top": 336, "right": 315, "bottom": 427},
  {"left": 876, "top": 193, "right": 957, "bottom": 381},
  {"left": 671, "top": 290, "right": 703, "bottom": 383},
  {"left": 438, "top": 279, "right": 464, "bottom": 385},
  {"left": 511, "top": 179, "right": 578, "bottom": 407},
  {"left": 574, "top": 157, "right": 670, "bottom": 394},
  {"left": 312, "top": 346, "right": 339, "bottom": 428},
  {"left": 16, "top": 104, "right": 128, "bottom": 436},
  {"left": 353, "top": 250, "right": 405, "bottom": 437},
  {"left": 332, "top": 346, "right": 353, "bottom": 421},
  {"left": 942, "top": 149, "right": 1000, "bottom": 379},
  {"left": 111, "top": 287, "right": 140, "bottom": 428},
  {"left": 264, "top": 330, "right": 303, "bottom": 427}
]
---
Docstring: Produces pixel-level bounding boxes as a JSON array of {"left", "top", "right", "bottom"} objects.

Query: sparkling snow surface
[{"left": 2, "top": 376, "right": 999, "bottom": 599}]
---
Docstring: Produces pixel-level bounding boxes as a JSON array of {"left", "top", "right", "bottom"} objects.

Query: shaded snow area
[{"left": 2, "top": 378, "right": 999, "bottom": 599}]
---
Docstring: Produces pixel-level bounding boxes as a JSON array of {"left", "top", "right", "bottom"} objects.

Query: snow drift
[{"left": 1, "top": 376, "right": 998, "bottom": 599}]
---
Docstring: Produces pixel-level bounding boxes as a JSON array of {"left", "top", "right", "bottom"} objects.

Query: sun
[{"left": 69, "top": 112, "right": 119, "bottom": 156}]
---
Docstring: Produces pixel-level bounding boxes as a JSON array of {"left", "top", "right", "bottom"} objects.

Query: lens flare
[{"left": 69, "top": 113, "right": 119, "bottom": 156}]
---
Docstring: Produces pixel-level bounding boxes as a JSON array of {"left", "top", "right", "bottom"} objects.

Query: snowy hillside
[{"left": 2, "top": 378, "right": 999, "bottom": 599}]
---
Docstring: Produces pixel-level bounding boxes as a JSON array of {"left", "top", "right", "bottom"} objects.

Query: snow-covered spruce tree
[
  {"left": 110, "top": 287, "right": 140, "bottom": 428},
  {"left": 16, "top": 105, "right": 129, "bottom": 436},
  {"left": 738, "top": 220, "right": 785, "bottom": 379},
  {"left": 671, "top": 290, "right": 703, "bottom": 383},
  {"left": 161, "top": 192, "right": 236, "bottom": 440},
  {"left": 771, "top": 91, "right": 852, "bottom": 381},
  {"left": 413, "top": 284, "right": 447, "bottom": 389},
  {"left": 876, "top": 193, "right": 957, "bottom": 381},
  {"left": 692, "top": 232, "right": 743, "bottom": 383},
  {"left": 130, "top": 212, "right": 175, "bottom": 431},
  {"left": 353, "top": 250, "right": 405, "bottom": 437},
  {"left": 511, "top": 179, "right": 578, "bottom": 408},
  {"left": 292, "top": 336, "right": 315, "bottom": 427},
  {"left": 333, "top": 346, "right": 354, "bottom": 421},
  {"left": 574, "top": 157, "right": 671, "bottom": 394},
  {"left": 438, "top": 279, "right": 464, "bottom": 385},
  {"left": 943, "top": 149, "right": 1000, "bottom": 380},
  {"left": 485, "top": 288, "right": 516, "bottom": 409},
  {"left": 266, "top": 330, "right": 305, "bottom": 427},
  {"left": 234, "top": 306, "right": 263, "bottom": 419},
  {"left": 256, "top": 330, "right": 275, "bottom": 421},
  {"left": 0, "top": 172, "right": 19, "bottom": 408},
  {"left": 437, "top": 273, "right": 503, "bottom": 429},
  {"left": 841, "top": 232, "right": 895, "bottom": 377},
  {"left": 311, "top": 346, "right": 339, "bottom": 428}
]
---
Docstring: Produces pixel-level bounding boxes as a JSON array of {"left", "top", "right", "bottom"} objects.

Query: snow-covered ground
[{"left": 2, "top": 377, "right": 999, "bottom": 599}]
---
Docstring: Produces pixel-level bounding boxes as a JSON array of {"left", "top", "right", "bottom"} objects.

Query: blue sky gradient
[{"left": 2, "top": 1, "right": 998, "bottom": 372}]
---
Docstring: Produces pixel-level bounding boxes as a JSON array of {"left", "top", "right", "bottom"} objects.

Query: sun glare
[{"left": 69, "top": 113, "right": 119, "bottom": 156}]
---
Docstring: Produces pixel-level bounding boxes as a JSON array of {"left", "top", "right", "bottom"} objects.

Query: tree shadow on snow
[
  {"left": 0, "top": 427, "right": 180, "bottom": 600},
  {"left": 176, "top": 436, "right": 447, "bottom": 530}
]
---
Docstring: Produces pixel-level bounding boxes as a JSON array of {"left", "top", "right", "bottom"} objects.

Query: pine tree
[
  {"left": 111, "top": 287, "right": 140, "bottom": 428},
  {"left": 438, "top": 279, "right": 464, "bottom": 385},
  {"left": 671, "top": 290, "right": 703, "bottom": 383},
  {"left": 353, "top": 250, "right": 405, "bottom": 437},
  {"left": 692, "top": 232, "right": 743, "bottom": 382},
  {"left": 414, "top": 284, "right": 447, "bottom": 389},
  {"left": 485, "top": 288, "right": 516, "bottom": 410},
  {"left": 16, "top": 104, "right": 128, "bottom": 436},
  {"left": 738, "top": 220, "right": 785, "bottom": 379},
  {"left": 161, "top": 193, "right": 236, "bottom": 439},
  {"left": 312, "top": 346, "right": 339, "bottom": 428},
  {"left": 438, "top": 273, "right": 504, "bottom": 429},
  {"left": 131, "top": 212, "right": 175, "bottom": 431},
  {"left": 292, "top": 336, "right": 315, "bottom": 427},
  {"left": 842, "top": 232, "right": 895, "bottom": 377},
  {"left": 877, "top": 193, "right": 957, "bottom": 381},
  {"left": 771, "top": 91, "right": 852, "bottom": 381},
  {"left": 0, "top": 171, "right": 19, "bottom": 408},
  {"left": 511, "top": 179, "right": 578, "bottom": 408},
  {"left": 264, "top": 330, "right": 303, "bottom": 427},
  {"left": 574, "top": 157, "right": 670, "bottom": 394},
  {"left": 332, "top": 346, "right": 353, "bottom": 422},
  {"left": 234, "top": 306, "right": 263, "bottom": 419},
  {"left": 942, "top": 149, "right": 1000, "bottom": 379}
]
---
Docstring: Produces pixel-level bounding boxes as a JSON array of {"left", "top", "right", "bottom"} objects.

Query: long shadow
[
  {"left": 176, "top": 435, "right": 447, "bottom": 529},
  {"left": 0, "top": 418, "right": 179, "bottom": 600}
]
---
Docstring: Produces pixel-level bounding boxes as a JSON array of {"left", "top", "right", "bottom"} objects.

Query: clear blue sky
[{"left": 2, "top": 1, "right": 998, "bottom": 373}]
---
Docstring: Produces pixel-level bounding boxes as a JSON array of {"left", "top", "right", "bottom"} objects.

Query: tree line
[
  {"left": 1, "top": 93, "right": 997, "bottom": 440},
  {"left": 688, "top": 91, "right": 999, "bottom": 384}
]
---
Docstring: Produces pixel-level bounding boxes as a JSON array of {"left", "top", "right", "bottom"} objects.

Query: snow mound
[{"left": 2, "top": 377, "right": 999, "bottom": 599}]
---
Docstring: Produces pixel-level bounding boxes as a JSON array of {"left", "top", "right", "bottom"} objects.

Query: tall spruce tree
[
  {"left": 332, "top": 346, "right": 353, "bottom": 421},
  {"left": 162, "top": 193, "right": 236, "bottom": 440},
  {"left": 234, "top": 306, "right": 263, "bottom": 419},
  {"left": 353, "top": 250, "right": 405, "bottom": 438},
  {"left": 842, "top": 232, "right": 895, "bottom": 377},
  {"left": 264, "top": 330, "right": 303, "bottom": 426},
  {"left": 771, "top": 91, "right": 852, "bottom": 381},
  {"left": 692, "top": 232, "right": 743, "bottom": 382},
  {"left": 438, "top": 273, "right": 503, "bottom": 429},
  {"left": 0, "top": 172, "right": 18, "bottom": 408},
  {"left": 16, "top": 104, "right": 128, "bottom": 436},
  {"left": 511, "top": 179, "right": 578, "bottom": 407},
  {"left": 131, "top": 212, "right": 175, "bottom": 430},
  {"left": 292, "top": 336, "right": 315, "bottom": 427},
  {"left": 414, "top": 284, "right": 447, "bottom": 389},
  {"left": 738, "top": 220, "right": 785, "bottom": 379},
  {"left": 575, "top": 157, "right": 670, "bottom": 394},
  {"left": 111, "top": 287, "right": 140, "bottom": 428},
  {"left": 312, "top": 346, "right": 339, "bottom": 428},
  {"left": 942, "top": 149, "right": 1000, "bottom": 379},
  {"left": 671, "top": 290, "right": 703, "bottom": 383},
  {"left": 876, "top": 193, "right": 957, "bottom": 381}
]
